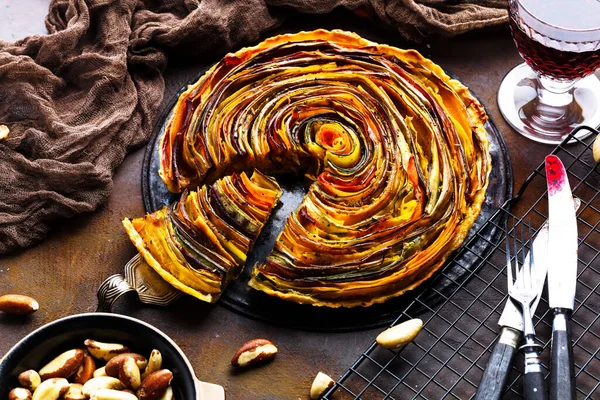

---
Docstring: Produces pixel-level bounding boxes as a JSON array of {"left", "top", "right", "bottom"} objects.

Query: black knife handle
[
  {"left": 524, "top": 370, "right": 548, "bottom": 400},
  {"left": 550, "top": 309, "right": 575, "bottom": 400},
  {"left": 475, "top": 328, "right": 520, "bottom": 400}
]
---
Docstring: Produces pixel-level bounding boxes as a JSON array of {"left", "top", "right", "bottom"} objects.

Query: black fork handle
[
  {"left": 522, "top": 339, "right": 548, "bottom": 400},
  {"left": 524, "top": 370, "right": 547, "bottom": 400}
]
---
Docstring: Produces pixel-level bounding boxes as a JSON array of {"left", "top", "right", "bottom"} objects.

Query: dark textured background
[{"left": 0, "top": 2, "right": 589, "bottom": 398}]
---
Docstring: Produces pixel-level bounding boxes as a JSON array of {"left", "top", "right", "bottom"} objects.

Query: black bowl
[{"left": 0, "top": 313, "right": 203, "bottom": 398}]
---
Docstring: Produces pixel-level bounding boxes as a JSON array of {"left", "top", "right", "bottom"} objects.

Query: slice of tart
[{"left": 122, "top": 170, "right": 281, "bottom": 303}]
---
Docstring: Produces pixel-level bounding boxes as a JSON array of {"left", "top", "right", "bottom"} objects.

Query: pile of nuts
[{"left": 8, "top": 339, "right": 174, "bottom": 400}]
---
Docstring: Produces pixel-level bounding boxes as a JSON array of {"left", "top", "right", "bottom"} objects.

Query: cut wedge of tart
[{"left": 122, "top": 170, "right": 281, "bottom": 303}]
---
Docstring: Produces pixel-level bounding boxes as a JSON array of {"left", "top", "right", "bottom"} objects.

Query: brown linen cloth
[{"left": 0, "top": 0, "right": 507, "bottom": 254}]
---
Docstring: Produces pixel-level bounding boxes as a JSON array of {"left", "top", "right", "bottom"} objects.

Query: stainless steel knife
[
  {"left": 475, "top": 223, "right": 549, "bottom": 400},
  {"left": 545, "top": 155, "right": 578, "bottom": 400}
]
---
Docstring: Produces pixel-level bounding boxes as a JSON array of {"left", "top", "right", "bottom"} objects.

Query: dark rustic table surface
[{"left": 1, "top": 2, "right": 596, "bottom": 399}]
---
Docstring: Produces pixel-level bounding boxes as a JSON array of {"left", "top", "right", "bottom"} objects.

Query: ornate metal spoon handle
[
  {"left": 97, "top": 253, "right": 182, "bottom": 312},
  {"left": 96, "top": 273, "right": 136, "bottom": 312}
]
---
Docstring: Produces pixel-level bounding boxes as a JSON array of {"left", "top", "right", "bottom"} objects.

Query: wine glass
[{"left": 498, "top": 0, "right": 600, "bottom": 144}]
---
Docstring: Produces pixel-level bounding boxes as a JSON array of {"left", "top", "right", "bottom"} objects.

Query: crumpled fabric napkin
[{"left": 0, "top": 0, "right": 507, "bottom": 254}]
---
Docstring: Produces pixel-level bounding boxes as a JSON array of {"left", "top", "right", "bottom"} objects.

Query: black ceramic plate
[{"left": 141, "top": 70, "right": 512, "bottom": 332}]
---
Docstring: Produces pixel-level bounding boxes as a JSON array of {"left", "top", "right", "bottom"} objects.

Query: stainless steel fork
[{"left": 506, "top": 220, "right": 547, "bottom": 400}]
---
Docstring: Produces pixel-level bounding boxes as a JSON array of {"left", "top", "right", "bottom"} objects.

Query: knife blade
[
  {"left": 474, "top": 223, "right": 549, "bottom": 400},
  {"left": 545, "top": 155, "right": 578, "bottom": 400}
]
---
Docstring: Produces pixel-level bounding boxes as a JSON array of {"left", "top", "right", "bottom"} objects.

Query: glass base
[{"left": 498, "top": 63, "right": 600, "bottom": 144}]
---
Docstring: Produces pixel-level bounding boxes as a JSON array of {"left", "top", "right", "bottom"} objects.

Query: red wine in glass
[
  {"left": 510, "top": 18, "right": 600, "bottom": 81},
  {"left": 498, "top": 0, "right": 600, "bottom": 143}
]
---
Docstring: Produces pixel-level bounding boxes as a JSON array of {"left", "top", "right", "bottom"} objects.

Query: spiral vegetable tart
[{"left": 146, "top": 30, "right": 491, "bottom": 307}]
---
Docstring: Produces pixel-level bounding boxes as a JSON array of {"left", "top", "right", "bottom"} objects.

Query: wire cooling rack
[{"left": 324, "top": 126, "right": 600, "bottom": 399}]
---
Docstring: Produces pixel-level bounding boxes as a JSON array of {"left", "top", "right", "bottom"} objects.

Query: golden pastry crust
[{"left": 158, "top": 29, "right": 491, "bottom": 307}]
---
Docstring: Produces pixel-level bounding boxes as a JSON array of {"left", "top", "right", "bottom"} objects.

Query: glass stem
[{"left": 537, "top": 76, "right": 576, "bottom": 107}]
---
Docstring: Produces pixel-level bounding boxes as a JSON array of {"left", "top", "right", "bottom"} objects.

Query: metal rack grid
[{"left": 324, "top": 126, "right": 600, "bottom": 399}]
